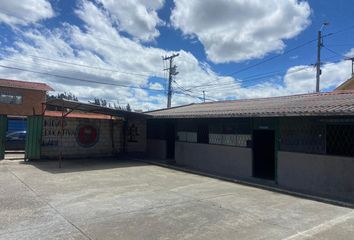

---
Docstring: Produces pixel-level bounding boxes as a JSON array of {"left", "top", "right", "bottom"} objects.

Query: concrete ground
[{"left": 1, "top": 158, "right": 354, "bottom": 240}]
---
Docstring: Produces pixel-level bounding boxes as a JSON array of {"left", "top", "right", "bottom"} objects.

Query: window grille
[
  {"left": 280, "top": 118, "right": 326, "bottom": 154},
  {"left": 177, "top": 131, "right": 197, "bottom": 143},
  {"left": 326, "top": 124, "right": 354, "bottom": 157},
  {"left": 209, "top": 134, "right": 251, "bottom": 147}
]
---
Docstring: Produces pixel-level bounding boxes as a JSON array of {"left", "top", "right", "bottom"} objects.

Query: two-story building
[{"left": 0, "top": 79, "right": 53, "bottom": 116}]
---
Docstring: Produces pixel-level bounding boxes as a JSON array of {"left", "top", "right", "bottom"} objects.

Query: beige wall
[
  {"left": 41, "top": 116, "right": 123, "bottom": 158},
  {"left": 0, "top": 87, "right": 46, "bottom": 116},
  {"left": 278, "top": 151, "right": 354, "bottom": 201},
  {"left": 175, "top": 142, "right": 252, "bottom": 179}
]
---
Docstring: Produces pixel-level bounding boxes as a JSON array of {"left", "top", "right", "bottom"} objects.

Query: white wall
[{"left": 41, "top": 117, "right": 123, "bottom": 158}]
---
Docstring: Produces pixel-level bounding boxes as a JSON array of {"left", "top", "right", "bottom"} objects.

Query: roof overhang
[{"left": 44, "top": 99, "right": 149, "bottom": 119}]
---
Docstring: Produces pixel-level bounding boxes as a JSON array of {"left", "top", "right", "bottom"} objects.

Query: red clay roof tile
[{"left": 0, "top": 79, "right": 53, "bottom": 91}]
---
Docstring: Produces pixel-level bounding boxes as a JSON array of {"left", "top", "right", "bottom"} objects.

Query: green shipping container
[
  {"left": 25, "top": 116, "right": 43, "bottom": 160},
  {"left": 0, "top": 115, "right": 7, "bottom": 160}
]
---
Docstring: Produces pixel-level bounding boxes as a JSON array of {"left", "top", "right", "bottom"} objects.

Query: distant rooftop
[
  {"left": 0, "top": 79, "right": 53, "bottom": 91},
  {"left": 147, "top": 91, "right": 354, "bottom": 118},
  {"left": 336, "top": 75, "right": 354, "bottom": 91}
]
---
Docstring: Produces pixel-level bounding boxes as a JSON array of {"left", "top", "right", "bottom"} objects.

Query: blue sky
[{"left": 0, "top": 0, "right": 353, "bottom": 110}]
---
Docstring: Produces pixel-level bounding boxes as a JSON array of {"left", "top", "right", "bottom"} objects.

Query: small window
[{"left": 0, "top": 91, "right": 22, "bottom": 104}]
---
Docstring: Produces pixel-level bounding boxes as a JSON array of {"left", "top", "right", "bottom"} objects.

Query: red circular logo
[{"left": 76, "top": 125, "right": 99, "bottom": 147}]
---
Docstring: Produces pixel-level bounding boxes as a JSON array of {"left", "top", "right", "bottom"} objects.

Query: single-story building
[
  {"left": 146, "top": 91, "right": 354, "bottom": 202},
  {"left": 1, "top": 98, "right": 147, "bottom": 162}
]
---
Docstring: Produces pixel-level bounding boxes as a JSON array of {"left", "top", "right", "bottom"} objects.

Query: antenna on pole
[
  {"left": 316, "top": 22, "right": 329, "bottom": 92},
  {"left": 163, "top": 53, "right": 179, "bottom": 108}
]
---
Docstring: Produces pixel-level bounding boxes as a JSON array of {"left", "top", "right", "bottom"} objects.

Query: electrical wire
[
  {"left": 0, "top": 64, "right": 169, "bottom": 93},
  {"left": 0, "top": 49, "right": 162, "bottom": 78}
]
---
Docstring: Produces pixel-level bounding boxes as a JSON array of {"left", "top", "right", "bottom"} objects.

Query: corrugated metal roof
[
  {"left": 44, "top": 111, "right": 112, "bottom": 119},
  {"left": 0, "top": 79, "right": 53, "bottom": 91},
  {"left": 146, "top": 91, "right": 354, "bottom": 118},
  {"left": 45, "top": 99, "right": 148, "bottom": 118}
]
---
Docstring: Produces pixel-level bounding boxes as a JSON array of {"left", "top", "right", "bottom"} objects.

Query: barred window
[
  {"left": 176, "top": 119, "right": 197, "bottom": 143},
  {"left": 209, "top": 134, "right": 251, "bottom": 147},
  {"left": 177, "top": 131, "right": 197, "bottom": 142},
  {"left": 326, "top": 124, "right": 354, "bottom": 157},
  {"left": 208, "top": 118, "right": 251, "bottom": 147},
  {"left": 280, "top": 118, "right": 326, "bottom": 154}
]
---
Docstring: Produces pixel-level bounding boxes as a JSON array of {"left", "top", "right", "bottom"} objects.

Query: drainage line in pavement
[{"left": 6, "top": 166, "right": 93, "bottom": 240}]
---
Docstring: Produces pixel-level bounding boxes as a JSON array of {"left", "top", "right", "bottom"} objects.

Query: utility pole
[
  {"left": 316, "top": 22, "right": 329, "bottom": 92},
  {"left": 346, "top": 57, "right": 354, "bottom": 77},
  {"left": 202, "top": 91, "right": 205, "bottom": 103},
  {"left": 163, "top": 53, "right": 179, "bottom": 108}
]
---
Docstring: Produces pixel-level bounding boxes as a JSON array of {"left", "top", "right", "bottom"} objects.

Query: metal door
[
  {"left": 0, "top": 115, "right": 7, "bottom": 160},
  {"left": 25, "top": 116, "right": 43, "bottom": 160}
]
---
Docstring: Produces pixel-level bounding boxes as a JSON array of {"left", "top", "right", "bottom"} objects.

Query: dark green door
[
  {"left": 0, "top": 115, "right": 7, "bottom": 160},
  {"left": 25, "top": 116, "right": 43, "bottom": 160}
]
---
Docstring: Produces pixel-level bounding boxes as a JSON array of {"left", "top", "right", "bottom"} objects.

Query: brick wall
[
  {"left": 41, "top": 116, "right": 123, "bottom": 158},
  {"left": 0, "top": 87, "right": 46, "bottom": 116}
]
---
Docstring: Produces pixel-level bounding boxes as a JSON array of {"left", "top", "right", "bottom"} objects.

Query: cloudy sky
[{"left": 0, "top": 0, "right": 353, "bottom": 110}]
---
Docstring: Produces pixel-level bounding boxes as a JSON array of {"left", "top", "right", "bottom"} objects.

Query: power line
[
  {"left": 0, "top": 49, "right": 162, "bottom": 78},
  {"left": 187, "top": 25, "right": 354, "bottom": 89},
  {"left": 185, "top": 65, "right": 313, "bottom": 93},
  {"left": 323, "top": 46, "right": 350, "bottom": 59},
  {"left": 0, "top": 64, "right": 168, "bottom": 93}
]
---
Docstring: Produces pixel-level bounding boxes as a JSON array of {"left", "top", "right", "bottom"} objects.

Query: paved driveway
[{"left": 1, "top": 158, "right": 353, "bottom": 240}]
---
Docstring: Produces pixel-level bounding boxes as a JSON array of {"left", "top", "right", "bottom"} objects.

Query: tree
[
  {"left": 90, "top": 98, "right": 107, "bottom": 107},
  {"left": 46, "top": 92, "right": 78, "bottom": 111},
  {"left": 126, "top": 103, "right": 132, "bottom": 112}
]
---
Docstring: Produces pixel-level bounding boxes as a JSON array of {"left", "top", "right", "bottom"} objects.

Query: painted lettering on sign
[{"left": 42, "top": 118, "right": 99, "bottom": 148}]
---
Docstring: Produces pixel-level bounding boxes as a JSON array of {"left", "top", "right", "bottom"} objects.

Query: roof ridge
[
  {"left": 144, "top": 103, "right": 195, "bottom": 113},
  {"left": 0, "top": 78, "right": 53, "bottom": 91},
  {"left": 191, "top": 92, "right": 330, "bottom": 106}
]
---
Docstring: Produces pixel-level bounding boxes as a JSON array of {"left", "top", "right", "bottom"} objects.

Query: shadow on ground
[{"left": 21, "top": 157, "right": 149, "bottom": 174}]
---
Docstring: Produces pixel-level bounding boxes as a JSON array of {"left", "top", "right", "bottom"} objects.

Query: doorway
[
  {"left": 166, "top": 122, "right": 175, "bottom": 160},
  {"left": 252, "top": 129, "right": 275, "bottom": 180}
]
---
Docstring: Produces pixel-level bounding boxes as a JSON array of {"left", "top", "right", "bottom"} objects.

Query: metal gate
[
  {"left": 0, "top": 115, "right": 7, "bottom": 160},
  {"left": 25, "top": 115, "right": 43, "bottom": 160}
]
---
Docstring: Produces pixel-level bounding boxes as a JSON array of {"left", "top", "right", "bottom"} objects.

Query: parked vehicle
[{"left": 6, "top": 131, "right": 26, "bottom": 150}]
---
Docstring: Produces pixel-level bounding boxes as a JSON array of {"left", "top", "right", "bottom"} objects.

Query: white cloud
[
  {"left": 284, "top": 60, "right": 352, "bottom": 92},
  {"left": 171, "top": 0, "right": 311, "bottom": 63},
  {"left": 95, "top": 0, "right": 165, "bottom": 42},
  {"left": 0, "top": 0, "right": 54, "bottom": 27},
  {"left": 0, "top": 0, "right": 235, "bottom": 111},
  {"left": 0, "top": 0, "right": 351, "bottom": 112}
]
